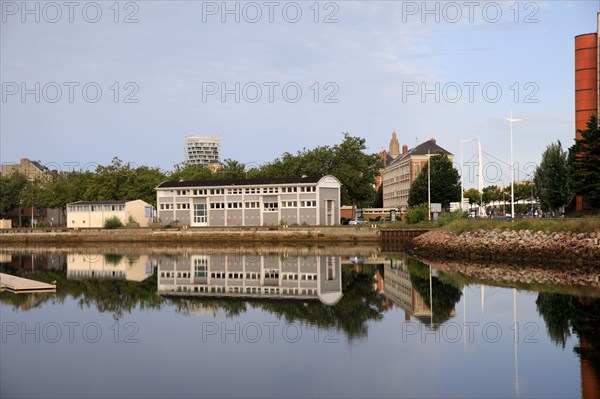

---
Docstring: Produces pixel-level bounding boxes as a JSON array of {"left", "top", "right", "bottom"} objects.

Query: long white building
[{"left": 156, "top": 175, "right": 341, "bottom": 227}]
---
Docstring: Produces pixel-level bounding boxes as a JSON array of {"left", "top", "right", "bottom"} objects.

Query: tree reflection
[
  {"left": 536, "top": 293, "right": 600, "bottom": 395},
  {"left": 406, "top": 258, "right": 463, "bottom": 326}
]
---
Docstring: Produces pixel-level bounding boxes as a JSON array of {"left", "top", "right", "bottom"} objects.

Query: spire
[{"left": 389, "top": 130, "right": 400, "bottom": 158}]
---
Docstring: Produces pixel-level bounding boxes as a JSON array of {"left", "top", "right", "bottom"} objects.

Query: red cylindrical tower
[{"left": 575, "top": 33, "right": 598, "bottom": 138}]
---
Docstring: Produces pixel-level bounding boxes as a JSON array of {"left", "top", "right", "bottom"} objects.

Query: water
[{"left": 1, "top": 246, "right": 599, "bottom": 398}]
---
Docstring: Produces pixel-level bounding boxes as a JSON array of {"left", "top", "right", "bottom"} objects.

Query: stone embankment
[
  {"left": 412, "top": 228, "right": 600, "bottom": 267},
  {"left": 0, "top": 226, "right": 380, "bottom": 245},
  {"left": 415, "top": 257, "right": 600, "bottom": 290}
]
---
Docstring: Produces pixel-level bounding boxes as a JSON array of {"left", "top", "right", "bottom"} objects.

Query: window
[
  {"left": 300, "top": 200, "right": 316, "bottom": 208},
  {"left": 262, "top": 187, "right": 279, "bottom": 194},
  {"left": 282, "top": 187, "right": 297, "bottom": 193},
  {"left": 210, "top": 203, "right": 225, "bottom": 209},
  {"left": 263, "top": 202, "right": 278, "bottom": 212},
  {"left": 227, "top": 202, "right": 242, "bottom": 209},
  {"left": 245, "top": 187, "right": 259, "bottom": 194},
  {"left": 194, "top": 257, "right": 207, "bottom": 277},
  {"left": 245, "top": 202, "right": 259, "bottom": 209},
  {"left": 228, "top": 188, "right": 242, "bottom": 195},
  {"left": 282, "top": 201, "right": 297, "bottom": 208},
  {"left": 210, "top": 188, "right": 224, "bottom": 195}
]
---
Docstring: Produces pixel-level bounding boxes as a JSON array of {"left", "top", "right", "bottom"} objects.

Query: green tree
[
  {"left": 215, "top": 159, "right": 246, "bottom": 180},
  {"left": 255, "top": 133, "right": 382, "bottom": 208},
  {"left": 463, "top": 188, "right": 481, "bottom": 205},
  {"left": 169, "top": 162, "right": 214, "bottom": 181},
  {"left": 0, "top": 172, "right": 28, "bottom": 217},
  {"left": 568, "top": 114, "right": 600, "bottom": 209},
  {"left": 407, "top": 153, "right": 461, "bottom": 209},
  {"left": 534, "top": 141, "right": 569, "bottom": 213},
  {"left": 482, "top": 185, "right": 502, "bottom": 205},
  {"left": 121, "top": 166, "right": 166, "bottom": 206}
]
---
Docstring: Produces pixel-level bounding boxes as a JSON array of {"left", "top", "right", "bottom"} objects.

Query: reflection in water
[
  {"left": 381, "top": 255, "right": 462, "bottom": 327},
  {"left": 156, "top": 253, "right": 343, "bottom": 305},
  {"left": 67, "top": 253, "right": 155, "bottom": 281},
  {"left": 537, "top": 293, "right": 600, "bottom": 399},
  {"left": 1, "top": 247, "right": 600, "bottom": 397}
]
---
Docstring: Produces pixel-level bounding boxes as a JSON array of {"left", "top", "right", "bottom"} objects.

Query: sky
[{"left": 0, "top": 0, "right": 597, "bottom": 188}]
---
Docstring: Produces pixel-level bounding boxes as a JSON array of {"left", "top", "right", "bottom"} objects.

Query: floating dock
[{"left": 0, "top": 273, "right": 56, "bottom": 293}]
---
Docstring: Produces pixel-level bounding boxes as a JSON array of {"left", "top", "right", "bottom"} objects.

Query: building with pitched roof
[
  {"left": 155, "top": 175, "right": 341, "bottom": 227},
  {"left": 382, "top": 138, "right": 453, "bottom": 210}
]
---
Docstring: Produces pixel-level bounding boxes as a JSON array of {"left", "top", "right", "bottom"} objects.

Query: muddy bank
[{"left": 411, "top": 228, "right": 600, "bottom": 267}]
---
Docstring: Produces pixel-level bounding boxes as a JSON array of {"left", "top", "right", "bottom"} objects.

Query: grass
[{"left": 446, "top": 218, "right": 600, "bottom": 234}]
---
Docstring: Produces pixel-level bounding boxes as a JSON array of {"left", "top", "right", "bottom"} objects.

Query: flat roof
[
  {"left": 68, "top": 200, "right": 127, "bottom": 205},
  {"left": 157, "top": 175, "right": 324, "bottom": 189}
]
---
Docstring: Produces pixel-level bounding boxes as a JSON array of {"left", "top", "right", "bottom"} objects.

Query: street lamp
[
  {"left": 505, "top": 111, "right": 526, "bottom": 219},
  {"left": 460, "top": 138, "right": 477, "bottom": 210}
]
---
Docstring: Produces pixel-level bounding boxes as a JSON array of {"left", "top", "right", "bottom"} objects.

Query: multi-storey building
[
  {"left": 0, "top": 157, "right": 50, "bottom": 179},
  {"left": 184, "top": 135, "right": 221, "bottom": 166},
  {"left": 155, "top": 175, "right": 341, "bottom": 227},
  {"left": 156, "top": 252, "right": 343, "bottom": 305},
  {"left": 382, "top": 138, "right": 453, "bottom": 211}
]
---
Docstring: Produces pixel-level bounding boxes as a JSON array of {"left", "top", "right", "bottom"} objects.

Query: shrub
[
  {"left": 405, "top": 203, "right": 429, "bottom": 224},
  {"left": 104, "top": 216, "right": 124, "bottom": 229},
  {"left": 437, "top": 210, "right": 467, "bottom": 226}
]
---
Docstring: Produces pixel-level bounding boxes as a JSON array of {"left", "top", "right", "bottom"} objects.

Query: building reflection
[
  {"left": 0, "top": 251, "right": 65, "bottom": 272},
  {"left": 380, "top": 256, "right": 460, "bottom": 328},
  {"left": 156, "top": 252, "right": 343, "bottom": 306},
  {"left": 67, "top": 253, "right": 154, "bottom": 281},
  {"left": 383, "top": 258, "right": 435, "bottom": 325}
]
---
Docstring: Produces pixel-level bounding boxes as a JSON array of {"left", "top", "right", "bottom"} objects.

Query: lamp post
[
  {"left": 426, "top": 150, "right": 433, "bottom": 221},
  {"left": 460, "top": 138, "right": 477, "bottom": 210},
  {"left": 505, "top": 111, "right": 526, "bottom": 219}
]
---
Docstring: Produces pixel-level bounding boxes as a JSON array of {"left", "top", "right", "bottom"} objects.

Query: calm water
[{"left": 1, "top": 246, "right": 599, "bottom": 398}]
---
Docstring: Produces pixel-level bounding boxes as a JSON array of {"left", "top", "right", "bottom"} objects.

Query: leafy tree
[
  {"left": 513, "top": 181, "right": 535, "bottom": 203},
  {"left": 568, "top": 114, "right": 600, "bottom": 209},
  {"left": 463, "top": 188, "right": 481, "bottom": 205},
  {"left": 534, "top": 141, "right": 569, "bottom": 213},
  {"left": 169, "top": 162, "right": 214, "bottom": 181},
  {"left": 407, "top": 153, "right": 461, "bottom": 209},
  {"left": 121, "top": 166, "right": 166, "bottom": 206},
  {"left": 482, "top": 185, "right": 502, "bottom": 205},
  {"left": 215, "top": 159, "right": 246, "bottom": 180},
  {"left": 0, "top": 172, "right": 28, "bottom": 216},
  {"left": 256, "top": 133, "right": 382, "bottom": 208}
]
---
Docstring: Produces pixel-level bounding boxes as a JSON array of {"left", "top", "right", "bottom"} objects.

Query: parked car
[{"left": 348, "top": 217, "right": 368, "bottom": 225}]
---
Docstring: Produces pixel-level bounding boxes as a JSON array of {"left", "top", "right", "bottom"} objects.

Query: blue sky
[{"left": 0, "top": 1, "right": 597, "bottom": 187}]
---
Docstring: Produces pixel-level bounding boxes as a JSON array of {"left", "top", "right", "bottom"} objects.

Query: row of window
[
  {"left": 171, "top": 285, "right": 318, "bottom": 296},
  {"left": 68, "top": 204, "right": 125, "bottom": 212},
  {"left": 162, "top": 201, "right": 319, "bottom": 211},
  {"left": 170, "top": 186, "right": 318, "bottom": 197}
]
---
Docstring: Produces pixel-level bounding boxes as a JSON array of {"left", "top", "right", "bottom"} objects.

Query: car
[{"left": 348, "top": 217, "right": 368, "bottom": 225}]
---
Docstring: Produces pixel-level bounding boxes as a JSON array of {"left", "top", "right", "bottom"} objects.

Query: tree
[
  {"left": 568, "top": 114, "right": 600, "bottom": 209},
  {"left": 482, "top": 185, "right": 502, "bottom": 205},
  {"left": 169, "top": 162, "right": 214, "bottom": 181},
  {"left": 255, "top": 133, "right": 382, "bottom": 208},
  {"left": 534, "top": 141, "right": 569, "bottom": 213},
  {"left": 0, "top": 172, "right": 28, "bottom": 217},
  {"left": 463, "top": 188, "right": 481, "bottom": 205},
  {"left": 407, "top": 153, "right": 461, "bottom": 209}
]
